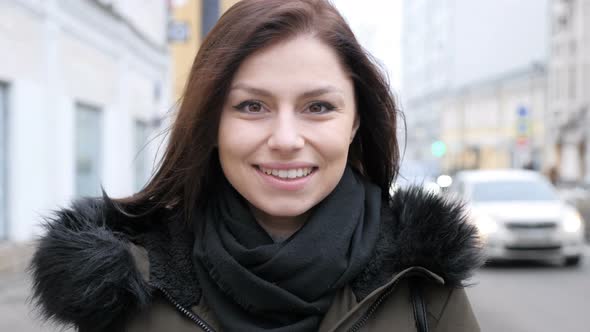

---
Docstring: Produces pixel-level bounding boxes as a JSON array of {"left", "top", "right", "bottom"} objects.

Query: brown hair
[{"left": 117, "top": 0, "right": 400, "bottom": 218}]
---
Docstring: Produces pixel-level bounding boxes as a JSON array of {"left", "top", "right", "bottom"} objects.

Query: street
[
  {"left": 468, "top": 245, "right": 590, "bottom": 332},
  {"left": 0, "top": 270, "right": 74, "bottom": 332},
  {"left": 1, "top": 246, "right": 588, "bottom": 331}
]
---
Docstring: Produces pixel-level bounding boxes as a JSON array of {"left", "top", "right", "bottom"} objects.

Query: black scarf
[{"left": 192, "top": 167, "right": 381, "bottom": 331}]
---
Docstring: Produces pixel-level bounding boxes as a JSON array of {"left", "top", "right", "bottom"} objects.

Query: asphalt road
[
  {"left": 468, "top": 245, "right": 590, "bottom": 332},
  {"left": 2, "top": 246, "right": 589, "bottom": 331}
]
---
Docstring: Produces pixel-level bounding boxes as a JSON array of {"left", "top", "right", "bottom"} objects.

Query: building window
[
  {"left": 201, "top": 0, "right": 220, "bottom": 39},
  {"left": 569, "top": 64, "right": 576, "bottom": 100},
  {"left": 559, "top": 66, "right": 568, "bottom": 101},
  {"left": 0, "top": 83, "right": 8, "bottom": 239},
  {"left": 134, "top": 120, "right": 151, "bottom": 191},
  {"left": 75, "top": 103, "right": 102, "bottom": 197}
]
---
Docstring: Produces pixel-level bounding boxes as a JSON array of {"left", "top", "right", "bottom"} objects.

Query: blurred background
[{"left": 0, "top": 0, "right": 588, "bottom": 331}]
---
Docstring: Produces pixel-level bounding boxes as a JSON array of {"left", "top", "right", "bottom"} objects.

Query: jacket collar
[{"left": 29, "top": 186, "right": 483, "bottom": 329}]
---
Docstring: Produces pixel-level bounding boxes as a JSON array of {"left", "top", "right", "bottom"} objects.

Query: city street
[
  {"left": 1, "top": 246, "right": 588, "bottom": 331},
  {"left": 468, "top": 245, "right": 590, "bottom": 332}
]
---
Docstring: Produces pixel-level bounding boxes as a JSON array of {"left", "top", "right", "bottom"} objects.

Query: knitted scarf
[{"left": 192, "top": 167, "right": 381, "bottom": 331}]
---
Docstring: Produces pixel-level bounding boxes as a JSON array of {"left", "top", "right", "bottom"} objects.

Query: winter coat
[{"left": 30, "top": 187, "right": 483, "bottom": 331}]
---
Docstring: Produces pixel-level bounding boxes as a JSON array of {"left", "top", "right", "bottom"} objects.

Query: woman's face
[{"left": 218, "top": 35, "right": 357, "bottom": 223}]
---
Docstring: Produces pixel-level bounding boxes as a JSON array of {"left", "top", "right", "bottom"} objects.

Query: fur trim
[
  {"left": 353, "top": 186, "right": 485, "bottom": 299},
  {"left": 29, "top": 186, "right": 483, "bottom": 328},
  {"left": 388, "top": 186, "right": 484, "bottom": 284},
  {"left": 29, "top": 197, "right": 152, "bottom": 332}
]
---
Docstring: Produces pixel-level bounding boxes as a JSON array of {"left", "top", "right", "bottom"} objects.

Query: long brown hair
[{"left": 117, "top": 0, "right": 400, "bottom": 219}]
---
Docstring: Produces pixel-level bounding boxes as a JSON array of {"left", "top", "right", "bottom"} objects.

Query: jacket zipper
[
  {"left": 152, "top": 283, "right": 217, "bottom": 332},
  {"left": 347, "top": 279, "right": 401, "bottom": 332}
]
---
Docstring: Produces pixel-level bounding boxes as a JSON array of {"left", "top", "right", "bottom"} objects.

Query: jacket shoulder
[
  {"left": 423, "top": 283, "right": 480, "bottom": 331},
  {"left": 29, "top": 196, "right": 152, "bottom": 331}
]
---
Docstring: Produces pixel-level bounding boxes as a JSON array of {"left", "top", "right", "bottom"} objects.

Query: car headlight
[
  {"left": 475, "top": 213, "right": 499, "bottom": 236},
  {"left": 563, "top": 210, "right": 583, "bottom": 233}
]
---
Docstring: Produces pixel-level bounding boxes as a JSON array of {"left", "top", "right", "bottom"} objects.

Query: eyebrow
[{"left": 230, "top": 83, "right": 344, "bottom": 99}]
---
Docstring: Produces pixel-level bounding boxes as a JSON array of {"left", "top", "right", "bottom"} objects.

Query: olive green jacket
[
  {"left": 30, "top": 187, "right": 483, "bottom": 331},
  {"left": 127, "top": 261, "right": 479, "bottom": 331}
]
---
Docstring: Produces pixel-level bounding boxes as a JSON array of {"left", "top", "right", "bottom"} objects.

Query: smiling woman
[
  {"left": 29, "top": 1, "right": 484, "bottom": 332},
  {"left": 218, "top": 35, "right": 358, "bottom": 236}
]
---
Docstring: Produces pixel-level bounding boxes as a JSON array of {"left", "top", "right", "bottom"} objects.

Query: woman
[{"left": 30, "top": 0, "right": 483, "bottom": 331}]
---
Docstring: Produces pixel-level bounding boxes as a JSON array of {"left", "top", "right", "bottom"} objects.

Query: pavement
[
  {"left": 0, "top": 241, "right": 34, "bottom": 273},
  {"left": 0, "top": 242, "right": 73, "bottom": 332},
  {"left": 469, "top": 245, "right": 590, "bottom": 332}
]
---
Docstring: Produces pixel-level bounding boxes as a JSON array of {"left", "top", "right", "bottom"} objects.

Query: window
[
  {"left": 134, "top": 120, "right": 151, "bottom": 191},
  {"left": 559, "top": 66, "right": 568, "bottom": 101},
  {"left": 75, "top": 103, "right": 102, "bottom": 197},
  {"left": 471, "top": 180, "right": 558, "bottom": 202},
  {"left": 201, "top": 0, "right": 219, "bottom": 39},
  {"left": 0, "top": 83, "right": 8, "bottom": 239},
  {"left": 569, "top": 64, "right": 576, "bottom": 100}
]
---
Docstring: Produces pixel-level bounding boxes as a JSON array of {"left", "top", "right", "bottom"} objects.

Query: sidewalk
[
  {"left": 0, "top": 241, "right": 35, "bottom": 273},
  {"left": 0, "top": 242, "right": 63, "bottom": 332}
]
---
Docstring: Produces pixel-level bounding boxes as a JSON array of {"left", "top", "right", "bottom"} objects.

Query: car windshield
[{"left": 471, "top": 179, "right": 559, "bottom": 202}]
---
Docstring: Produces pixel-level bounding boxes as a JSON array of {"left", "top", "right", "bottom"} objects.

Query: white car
[{"left": 448, "top": 169, "right": 585, "bottom": 266}]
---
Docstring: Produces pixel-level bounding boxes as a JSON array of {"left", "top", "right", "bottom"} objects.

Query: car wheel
[{"left": 564, "top": 255, "right": 581, "bottom": 267}]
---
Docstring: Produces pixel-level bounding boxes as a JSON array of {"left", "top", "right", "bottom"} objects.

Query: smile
[{"left": 256, "top": 166, "right": 316, "bottom": 180}]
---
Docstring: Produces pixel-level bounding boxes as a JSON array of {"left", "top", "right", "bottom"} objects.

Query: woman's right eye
[{"left": 233, "top": 101, "right": 265, "bottom": 113}]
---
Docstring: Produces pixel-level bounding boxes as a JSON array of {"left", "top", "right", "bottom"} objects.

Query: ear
[{"left": 350, "top": 113, "right": 360, "bottom": 143}]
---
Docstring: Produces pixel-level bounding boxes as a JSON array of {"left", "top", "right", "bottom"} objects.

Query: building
[
  {"left": 169, "top": 0, "right": 240, "bottom": 101},
  {"left": 440, "top": 65, "right": 547, "bottom": 172},
  {"left": 0, "top": 0, "right": 170, "bottom": 241},
  {"left": 401, "top": 0, "right": 549, "bottom": 174},
  {"left": 547, "top": 0, "right": 590, "bottom": 184}
]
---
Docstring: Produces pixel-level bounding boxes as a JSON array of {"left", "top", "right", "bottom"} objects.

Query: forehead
[{"left": 230, "top": 35, "right": 353, "bottom": 94}]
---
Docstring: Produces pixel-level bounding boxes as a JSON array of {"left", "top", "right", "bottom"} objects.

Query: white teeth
[{"left": 258, "top": 166, "right": 314, "bottom": 179}]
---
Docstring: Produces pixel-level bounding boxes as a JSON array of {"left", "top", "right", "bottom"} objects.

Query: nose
[{"left": 267, "top": 111, "right": 305, "bottom": 152}]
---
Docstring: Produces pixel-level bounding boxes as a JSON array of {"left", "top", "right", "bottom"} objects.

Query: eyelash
[{"left": 232, "top": 100, "right": 336, "bottom": 114}]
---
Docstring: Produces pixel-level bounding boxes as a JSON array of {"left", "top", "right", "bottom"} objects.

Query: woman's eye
[
  {"left": 233, "top": 101, "right": 265, "bottom": 113},
  {"left": 307, "top": 102, "right": 335, "bottom": 114}
]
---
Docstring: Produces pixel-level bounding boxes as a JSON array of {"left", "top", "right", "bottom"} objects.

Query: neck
[{"left": 249, "top": 206, "right": 310, "bottom": 241}]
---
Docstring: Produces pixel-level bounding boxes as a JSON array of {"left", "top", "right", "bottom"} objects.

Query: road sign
[{"left": 516, "top": 106, "right": 531, "bottom": 146}]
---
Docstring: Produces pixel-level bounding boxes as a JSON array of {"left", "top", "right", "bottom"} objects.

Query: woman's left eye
[{"left": 306, "top": 102, "right": 335, "bottom": 114}]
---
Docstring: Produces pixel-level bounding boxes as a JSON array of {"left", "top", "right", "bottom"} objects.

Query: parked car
[{"left": 447, "top": 169, "right": 585, "bottom": 266}]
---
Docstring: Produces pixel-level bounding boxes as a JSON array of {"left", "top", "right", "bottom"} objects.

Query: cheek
[
  {"left": 217, "top": 117, "right": 246, "bottom": 180},
  {"left": 309, "top": 122, "right": 355, "bottom": 160},
  {"left": 218, "top": 116, "right": 253, "bottom": 158}
]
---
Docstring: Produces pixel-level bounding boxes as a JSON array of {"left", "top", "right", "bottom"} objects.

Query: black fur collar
[{"left": 29, "top": 187, "right": 483, "bottom": 330}]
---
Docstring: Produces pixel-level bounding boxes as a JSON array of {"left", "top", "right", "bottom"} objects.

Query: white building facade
[
  {"left": 547, "top": 0, "right": 590, "bottom": 184},
  {"left": 0, "top": 0, "right": 171, "bottom": 241},
  {"left": 440, "top": 66, "right": 547, "bottom": 172},
  {"left": 401, "top": 0, "right": 549, "bottom": 174}
]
